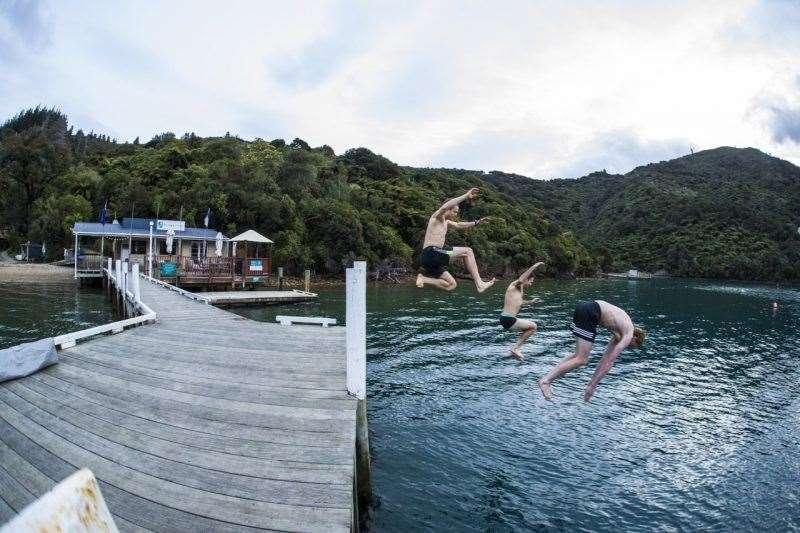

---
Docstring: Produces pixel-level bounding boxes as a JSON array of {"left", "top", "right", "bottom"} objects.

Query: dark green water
[
  {"left": 0, "top": 279, "right": 116, "bottom": 349},
  {"left": 234, "top": 278, "right": 800, "bottom": 532}
]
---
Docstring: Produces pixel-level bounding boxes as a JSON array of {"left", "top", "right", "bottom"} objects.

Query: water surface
[
  {"left": 0, "top": 278, "right": 116, "bottom": 349},
  {"left": 235, "top": 278, "right": 800, "bottom": 532}
]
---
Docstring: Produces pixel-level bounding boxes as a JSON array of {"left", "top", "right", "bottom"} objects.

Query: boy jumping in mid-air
[
  {"left": 501, "top": 261, "right": 545, "bottom": 361},
  {"left": 538, "top": 300, "right": 646, "bottom": 402},
  {"left": 416, "top": 187, "right": 496, "bottom": 292}
]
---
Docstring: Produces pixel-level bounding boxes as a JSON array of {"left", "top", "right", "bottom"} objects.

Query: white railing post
[
  {"left": 148, "top": 221, "right": 154, "bottom": 277},
  {"left": 115, "top": 260, "right": 122, "bottom": 291},
  {"left": 346, "top": 261, "right": 367, "bottom": 399},
  {"left": 131, "top": 263, "right": 141, "bottom": 302},
  {"left": 107, "top": 257, "right": 112, "bottom": 275}
]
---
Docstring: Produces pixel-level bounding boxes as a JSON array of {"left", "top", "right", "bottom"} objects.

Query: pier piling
[{"left": 346, "top": 261, "right": 372, "bottom": 512}]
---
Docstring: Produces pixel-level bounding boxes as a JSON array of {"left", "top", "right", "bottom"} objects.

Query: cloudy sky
[{"left": 1, "top": 0, "right": 798, "bottom": 178}]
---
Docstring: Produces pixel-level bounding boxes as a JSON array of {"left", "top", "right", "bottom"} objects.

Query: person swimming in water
[
  {"left": 500, "top": 262, "right": 545, "bottom": 361},
  {"left": 415, "top": 187, "right": 497, "bottom": 293},
  {"left": 538, "top": 300, "right": 646, "bottom": 402}
]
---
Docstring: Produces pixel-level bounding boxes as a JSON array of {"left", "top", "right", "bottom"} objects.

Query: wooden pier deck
[
  {"left": 0, "top": 277, "right": 359, "bottom": 531},
  {"left": 198, "top": 289, "right": 317, "bottom": 307}
]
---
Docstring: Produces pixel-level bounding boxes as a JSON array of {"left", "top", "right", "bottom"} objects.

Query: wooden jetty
[
  {"left": 198, "top": 289, "right": 317, "bottom": 307},
  {"left": 0, "top": 261, "right": 370, "bottom": 532}
]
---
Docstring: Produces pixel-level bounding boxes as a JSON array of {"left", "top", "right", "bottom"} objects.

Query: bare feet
[
  {"left": 538, "top": 378, "right": 553, "bottom": 401},
  {"left": 509, "top": 347, "right": 524, "bottom": 361},
  {"left": 476, "top": 277, "right": 496, "bottom": 293},
  {"left": 416, "top": 273, "right": 424, "bottom": 288}
]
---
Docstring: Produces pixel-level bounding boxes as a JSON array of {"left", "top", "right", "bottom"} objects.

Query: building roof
[
  {"left": 73, "top": 218, "right": 226, "bottom": 240},
  {"left": 230, "top": 229, "right": 274, "bottom": 244}
]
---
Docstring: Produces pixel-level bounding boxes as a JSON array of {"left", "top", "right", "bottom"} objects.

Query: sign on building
[{"left": 156, "top": 220, "right": 186, "bottom": 232}]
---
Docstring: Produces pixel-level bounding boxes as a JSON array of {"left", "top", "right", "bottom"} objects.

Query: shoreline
[{"left": 0, "top": 262, "right": 74, "bottom": 282}]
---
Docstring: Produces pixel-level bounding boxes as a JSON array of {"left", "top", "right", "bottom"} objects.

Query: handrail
[
  {"left": 53, "top": 267, "right": 157, "bottom": 349},
  {"left": 140, "top": 274, "right": 210, "bottom": 304}
]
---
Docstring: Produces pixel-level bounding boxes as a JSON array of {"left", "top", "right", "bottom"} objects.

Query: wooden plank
[
  {"left": 276, "top": 315, "right": 337, "bottom": 327},
  {"left": 0, "top": 439, "right": 151, "bottom": 533},
  {"left": 44, "top": 365, "right": 354, "bottom": 425},
  {"left": 58, "top": 354, "right": 352, "bottom": 409},
  {"left": 77, "top": 334, "right": 349, "bottom": 368},
  {"left": 8, "top": 380, "right": 352, "bottom": 466},
  {"left": 0, "top": 464, "right": 34, "bottom": 512},
  {"left": 0, "top": 495, "right": 15, "bottom": 525},
  {"left": 0, "top": 419, "right": 277, "bottom": 533},
  {"left": 0, "top": 390, "right": 352, "bottom": 505},
  {"left": 25, "top": 374, "right": 351, "bottom": 448},
  {"left": 59, "top": 349, "right": 347, "bottom": 398},
  {"left": 0, "top": 407, "right": 351, "bottom": 531}
]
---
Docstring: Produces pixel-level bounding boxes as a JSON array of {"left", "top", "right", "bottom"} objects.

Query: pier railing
[{"left": 54, "top": 260, "right": 157, "bottom": 349}]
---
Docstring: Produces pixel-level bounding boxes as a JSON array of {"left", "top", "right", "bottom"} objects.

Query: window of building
[
  {"left": 132, "top": 240, "right": 147, "bottom": 254},
  {"left": 191, "top": 242, "right": 200, "bottom": 258}
]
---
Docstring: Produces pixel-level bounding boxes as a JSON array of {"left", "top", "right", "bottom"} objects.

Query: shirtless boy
[
  {"left": 538, "top": 300, "right": 646, "bottom": 402},
  {"left": 501, "top": 262, "right": 545, "bottom": 361},
  {"left": 416, "top": 188, "right": 496, "bottom": 292}
]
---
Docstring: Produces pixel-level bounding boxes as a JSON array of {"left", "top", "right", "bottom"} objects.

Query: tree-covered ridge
[
  {"left": 485, "top": 147, "right": 800, "bottom": 280},
  {"left": 0, "top": 108, "right": 595, "bottom": 277}
]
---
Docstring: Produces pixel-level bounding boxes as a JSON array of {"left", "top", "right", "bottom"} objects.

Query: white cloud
[{"left": 1, "top": 0, "right": 798, "bottom": 177}]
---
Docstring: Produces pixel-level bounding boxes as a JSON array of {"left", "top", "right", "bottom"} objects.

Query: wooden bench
[{"left": 275, "top": 315, "right": 337, "bottom": 327}]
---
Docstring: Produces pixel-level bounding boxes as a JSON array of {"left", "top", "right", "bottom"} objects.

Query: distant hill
[
  {"left": 3, "top": 107, "right": 797, "bottom": 280},
  {"left": 485, "top": 147, "right": 800, "bottom": 280},
  {"left": 0, "top": 107, "right": 595, "bottom": 278}
]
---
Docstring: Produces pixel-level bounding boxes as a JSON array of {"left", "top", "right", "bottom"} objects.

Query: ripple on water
[{"left": 230, "top": 278, "right": 800, "bottom": 532}]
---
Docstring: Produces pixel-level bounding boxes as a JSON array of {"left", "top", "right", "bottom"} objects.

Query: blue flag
[
  {"left": 204, "top": 208, "right": 211, "bottom": 228},
  {"left": 99, "top": 201, "right": 108, "bottom": 225}
]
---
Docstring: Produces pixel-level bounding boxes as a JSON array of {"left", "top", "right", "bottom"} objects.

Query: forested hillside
[
  {"left": 0, "top": 108, "right": 595, "bottom": 277},
  {"left": 485, "top": 148, "right": 800, "bottom": 280},
  {"left": 4, "top": 108, "right": 798, "bottom": 281}
]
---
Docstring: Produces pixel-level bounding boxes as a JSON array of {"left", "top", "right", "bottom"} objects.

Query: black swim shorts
[
  {"left": 499, "top": 313, "right": 517, "bottom": 330},
  {"left": 419, "top": 245, "right": 453, "bottom": 278},
  {"left": 571, "top": 300, "right": 601, "bottom": 342}
]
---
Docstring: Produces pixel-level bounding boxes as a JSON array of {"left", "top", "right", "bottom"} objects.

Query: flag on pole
[
  {"left": 204, "top": 208, "right": 211, "bottom": 228},
  {"left": 99, "top": 200, "right": 108, "bottom": 225}
]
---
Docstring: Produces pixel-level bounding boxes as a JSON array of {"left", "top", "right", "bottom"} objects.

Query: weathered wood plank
[
  {"left": 25, "top": 374, "right": 351, "bottom": 447},
  {"left": 45, "top": 364, "right": 354, "bottom": 424},
  {"left": 59, "top": 349, "right": 348, "bottom": 400},
  {"left": 0, "top": 419, "right": 278, "bottom": 532},
  {"left": 0, "top": 439, "right": 152, "bottom": 533},
  {"left": 59, "top": 354, "right": 353, "bottom": 409},
  {"left": 72, "top": 335, "right": 349, "bottom": 370},
  {"left": 0, "top": 464, "right": 34, "bottom": 512},
  {"left": 8, "top": 380, "right": 352, "bottom": 466},
  {"left": 0, "top": 496, "right": 15, "bottom": 526},
  {"left": 0, "top": 390, "right": 352, "bottom": 505},
  {"left": 0, "top": 406, "right": 352, "bottom": 531}
]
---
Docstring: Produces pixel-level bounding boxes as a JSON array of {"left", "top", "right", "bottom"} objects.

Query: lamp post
[{"left": 148, "top": 221, "right": 154, "bottom": 277}]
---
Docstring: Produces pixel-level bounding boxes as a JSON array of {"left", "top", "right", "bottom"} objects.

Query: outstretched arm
[
  {"left": 447, "top": 217, "right": 491, "bottom": 230},
  {"left": 517, "top": 261, "right": 545, "bottom": 284},
  {"left": 523, "top": 297, "right": 543, "bottom": 305},
  {"left": 433, "top": 188, "right": 479, "bottom": 218},
  {"left": 583, "top": 332, "right": 632, "bottom": 401}
]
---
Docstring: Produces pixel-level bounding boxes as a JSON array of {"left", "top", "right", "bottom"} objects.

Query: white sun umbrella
[
  {"left": 215, "top": 232, "right": 223, "bottom": 257},
  {"left": 165, "top": 228, "right": 175, "bottom": 254}
]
